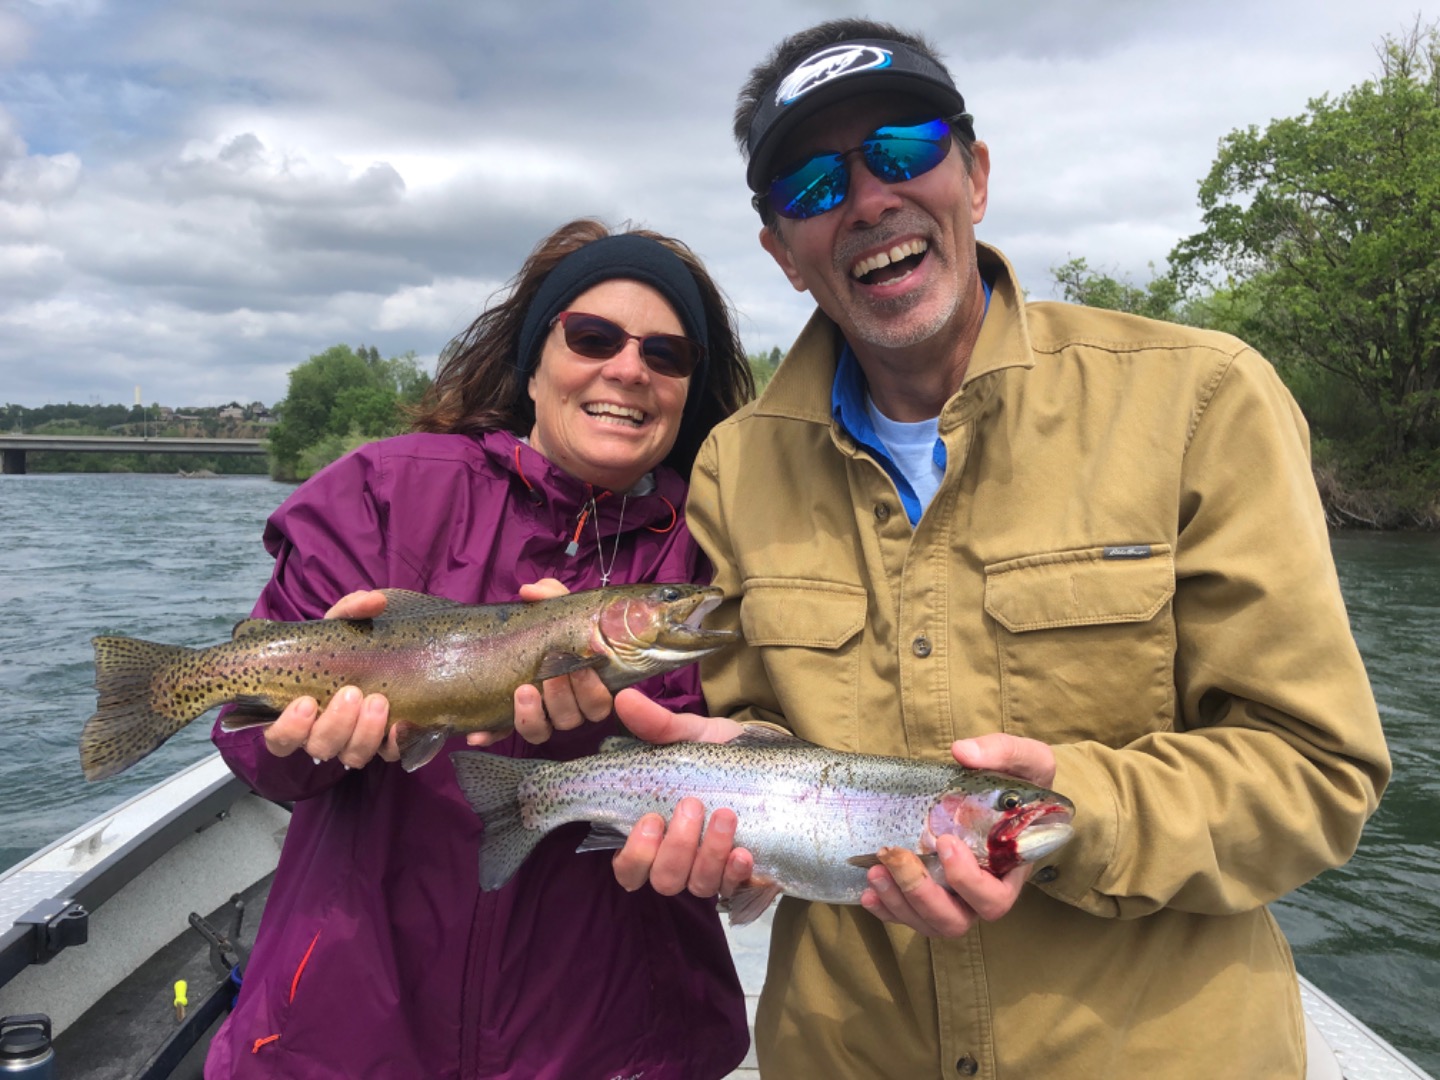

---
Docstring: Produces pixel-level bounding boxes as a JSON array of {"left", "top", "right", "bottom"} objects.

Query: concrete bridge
[{"left": 0, "top": 434, "right": 267, "bottom": 474}]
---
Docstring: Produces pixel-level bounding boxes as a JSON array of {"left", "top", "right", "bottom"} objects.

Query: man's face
[{"left": 758, "top": 92, "right": 990, "bottom": 354}]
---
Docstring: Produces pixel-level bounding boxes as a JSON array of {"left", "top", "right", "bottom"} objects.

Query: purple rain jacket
[{"left": 205, "top": 431, "right": 748, "bottom": 1080}]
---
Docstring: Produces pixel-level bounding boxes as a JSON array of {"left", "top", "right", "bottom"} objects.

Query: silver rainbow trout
[
  {"left": 80, "top": 584, "right": 734, "bottom": 782},
  {"left": 451, "top": 725, "right": 1075, "bottom": 924}
]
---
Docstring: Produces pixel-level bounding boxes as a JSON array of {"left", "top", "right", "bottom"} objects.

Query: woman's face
[{"left": 528, "top": 278, "right": 693, "bottom": 491}]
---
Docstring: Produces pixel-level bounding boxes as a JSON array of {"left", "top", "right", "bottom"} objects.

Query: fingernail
[
  {"left": 680, "top": 800, "right": 703, "bottom": 820},
  {"left": 872, "top": 875, "right": 891, "bottom": 894},
  {"left": 311, "top": 756, "right": 323, "bottom": 765},
  {"left": 640, "top": 818, "right": 663, "bottom": 838},
  {"left": 343, "top": 763, "right": 353, "bottom": 771}
]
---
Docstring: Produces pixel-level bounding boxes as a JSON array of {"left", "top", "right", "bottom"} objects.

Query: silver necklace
[{"left": 591, "top": 495, "right": 627, "bottom": 587}]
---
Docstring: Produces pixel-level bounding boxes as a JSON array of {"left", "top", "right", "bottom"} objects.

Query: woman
[{"left": 205, "top": 219, "right": 756, "bottom": 1079}]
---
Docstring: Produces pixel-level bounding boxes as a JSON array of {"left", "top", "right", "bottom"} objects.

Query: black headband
[{"left": 516, "top": 235, "right": 710, "bottom": 402}]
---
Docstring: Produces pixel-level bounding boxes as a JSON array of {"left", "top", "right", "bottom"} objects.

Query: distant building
[{"left": 218, "top": 404, "right": 245, "bottom": 420}]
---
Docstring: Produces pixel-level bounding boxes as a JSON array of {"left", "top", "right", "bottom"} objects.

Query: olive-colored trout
[
  {"left": 80, "top": 584, "right": 734, "bottom": 781},
  {"left": 451, "top": 725, "right": 1076, "bottom": 925}
]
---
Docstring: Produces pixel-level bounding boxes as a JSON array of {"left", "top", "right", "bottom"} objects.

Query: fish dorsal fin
[
  {"left": 534, "top": 651, "right": 607, "bottom": 681},
  {"left": 231, "top": 618, "right": 280, "bottom": 640},
  {"left": 376, "top": 589, "right": 466, "bottom": 620},
  {"left": 599, "top": 736, "right": 645, "bottom": 754},
  {"left": 731, "top": 722, "right": 807, "bottom": 749}
]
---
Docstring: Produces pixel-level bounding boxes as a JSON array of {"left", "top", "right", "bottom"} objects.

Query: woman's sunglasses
[
  {"left": 756, "top": 116, "right": 964, "bottom": 221},
  {"left": 551, "top": 311, "right": 703, "bottom": 379}
]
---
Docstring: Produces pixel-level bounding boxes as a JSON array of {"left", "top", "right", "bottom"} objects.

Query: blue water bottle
[{"left": 0, "top": 1015, "right": 54, "bottom": 1078}]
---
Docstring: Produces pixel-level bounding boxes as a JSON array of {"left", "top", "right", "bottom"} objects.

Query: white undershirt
[{"left": 865, "top": 397, "right": 943, "bottom": 517}]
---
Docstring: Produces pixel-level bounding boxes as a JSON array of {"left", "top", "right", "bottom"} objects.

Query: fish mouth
[
  {"left": 991, "top": 802, "right": 1075, "bottom": 851},
  {"left": 655, "top": 588, "right": 737, "bottom": 654}
]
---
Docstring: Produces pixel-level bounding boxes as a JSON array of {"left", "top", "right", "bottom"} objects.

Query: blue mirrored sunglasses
[{"left": 755, "top": 116, "right": 967, "bottom": 221}]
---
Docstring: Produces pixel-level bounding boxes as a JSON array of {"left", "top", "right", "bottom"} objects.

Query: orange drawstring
[
  {"left": 251, "top": 930, "right": 321, "bottom": 1054},
  {"left": 289, "top": 931, "right": 320, "bottom": 1003},
  {"left": 646, "top": 494, "right": 678, "bottom": 535},
  {"left": 567, "top": 486, "right": 612, "bottom": 555},
  {"left": 513, "top": 444, "right": 535, "bottom": 491}
]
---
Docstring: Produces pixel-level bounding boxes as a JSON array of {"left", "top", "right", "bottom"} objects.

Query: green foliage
[
  {"left": 1051, "top": 258, "right": 1184, "bottom": 322},
  {"left": 748, "top": 347, "right": 783, "bottom": 393},
  {"left": 269, "top": 344, "right": 432, "bottom": 481},
  {"left": 1169, "top": 20, "right": 1440, "bottom": 464}
]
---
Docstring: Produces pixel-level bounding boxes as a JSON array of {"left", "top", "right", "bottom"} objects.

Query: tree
[
  {"left": 1170, "top": 20, "right": 1440, "bottom": 463},
  {"left": 1051, "top": 258, "right": 1183, "bottom": 322},
  {"left": 269, "top": 344, "right": 432, "bottom": 481},
  {"left": 748, "top": 347, "right": 783, "bottom": 393}
]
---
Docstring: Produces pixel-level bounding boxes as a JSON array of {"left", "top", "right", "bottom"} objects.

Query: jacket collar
[
  {"left": 476, "top": 429, "right": 683, "bottom": 535},
  {"left": 752, "top": 242, "right": 1035, "bottom": 427}
]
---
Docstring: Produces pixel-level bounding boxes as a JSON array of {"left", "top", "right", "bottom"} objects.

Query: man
[{"left": 610, "top": 18, "right": 1391, "bottom": 1078}]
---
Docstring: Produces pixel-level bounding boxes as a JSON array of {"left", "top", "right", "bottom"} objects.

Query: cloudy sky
[{"left": 1, "top": 0, "right": 1432, "bottom": 408}]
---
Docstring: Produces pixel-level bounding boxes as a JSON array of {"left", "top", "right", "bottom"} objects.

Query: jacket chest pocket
[
  {"left": 984, "top": 546, "right": 1176, "bottom": 747},
  {"left": 740, "top": 579, "right": 868, "bottom": 751}
]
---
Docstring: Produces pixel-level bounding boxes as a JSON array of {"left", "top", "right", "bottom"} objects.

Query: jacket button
[
  {"left": 956, "top": 1055, "right": 979, "bottom": 1075},
  {"left": 1033, "top": 865, "right": 1059, "bottom": 884},
  {"left": 874, "top": 503, "right": 890, "bottom": 521},
  {"left": 912, "top": 635, "right": 932, "bottom": 658}
]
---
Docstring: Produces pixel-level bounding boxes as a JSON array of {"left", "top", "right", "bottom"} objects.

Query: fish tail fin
[
  {"left": 81, "top": 636, "right": 212, "bottom": 782},
  {"left": 449, "top": 751, "right": 547, "bottom": 890}
]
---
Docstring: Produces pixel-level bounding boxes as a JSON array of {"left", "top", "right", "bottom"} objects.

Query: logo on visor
[{"left": 776, "top": 45, "right": 893, "bottom": 106}]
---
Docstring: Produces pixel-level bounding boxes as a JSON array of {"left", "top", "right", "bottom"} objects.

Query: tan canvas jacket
[{"left": 687, "top": 245, "right": 1390, "bottom": 1079}]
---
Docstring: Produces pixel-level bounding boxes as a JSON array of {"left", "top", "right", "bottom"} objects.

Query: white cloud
[{"left": 0, "top": 0, "right": 1432, "bottom": 405}]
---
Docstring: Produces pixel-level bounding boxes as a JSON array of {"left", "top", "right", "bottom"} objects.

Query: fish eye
[
  {"left": 1000, "top": 790, "right": 1023, "bottom": 811},
  {"left": 660, "top": 586, "right": 681, "bottom": 602}
]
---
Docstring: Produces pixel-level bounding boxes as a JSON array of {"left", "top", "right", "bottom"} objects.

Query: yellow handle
[{"left": 174, "top": 979, "right": 189, "bottom": 1021}]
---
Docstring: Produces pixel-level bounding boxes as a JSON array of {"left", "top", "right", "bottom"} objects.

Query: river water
[{"left": 0, "top": 473, "right": 1436, "bottom": 1073}]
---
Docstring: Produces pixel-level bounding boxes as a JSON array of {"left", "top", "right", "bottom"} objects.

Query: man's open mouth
[{"left": 851, "top": 239, "right": 929, "bottom": 286}]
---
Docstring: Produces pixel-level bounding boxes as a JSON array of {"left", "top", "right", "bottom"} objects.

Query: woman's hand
[
  {"left": 468, "top": 579, "right": 615, "bottom": 747},
  {"left": 261, "top": 590, "right": 399, "bottom": 767}
]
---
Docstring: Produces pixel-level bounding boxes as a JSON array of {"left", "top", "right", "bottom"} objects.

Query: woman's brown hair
[{"left": 409, "top": 218, "right": 754, "bottom": 480}]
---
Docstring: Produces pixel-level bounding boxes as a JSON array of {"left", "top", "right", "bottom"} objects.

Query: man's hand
[
  {"left": 263, "top": 590, "right": 398, "bottom": 767},
  {"left": 471, "top": 579, "right": 616, "bottom": 747},
  {"left": 859, "top": 732, "right": 1057, "bottom": 938},
  {"left": 609, "top": 689, "right": 754, "bottom": 898}
]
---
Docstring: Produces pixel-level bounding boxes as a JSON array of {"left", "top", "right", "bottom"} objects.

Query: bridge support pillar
[{"left": 2, "top": 448, "right": 24, "bottom": 475}]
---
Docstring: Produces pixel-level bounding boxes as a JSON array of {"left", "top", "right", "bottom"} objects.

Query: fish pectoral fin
[
  {"left": 722, "top": 875, "right": 783, "bottom": 927},
  {"left": 396, "top": 723, "right": 452, "bottom": 771},
  {"left": 847, "top": 850, "right": 944, "bottom": 873},
  {"left": 219, "top": 700, "right": 283, "bottom": 730},
  {"left": 575, "top": 824, "right": 628, "bottom": 853},
  {"left": 534, "top": 652, "right": 607, "bottom": 681}
]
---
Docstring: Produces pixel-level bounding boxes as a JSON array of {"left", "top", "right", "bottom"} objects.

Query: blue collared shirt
[{"left": 830, "top": 279, "right": 991, "bottom": 525}]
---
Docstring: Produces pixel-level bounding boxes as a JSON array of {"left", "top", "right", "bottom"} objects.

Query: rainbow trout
[
  {"left": 80, "top": 584, "right": 734, "bottom": 781},
  {"left": 451, "top": 725, "right": 1075, "bottom": 925}
]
